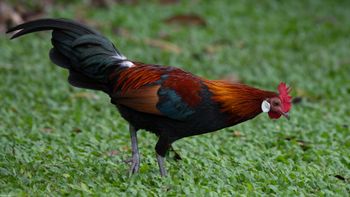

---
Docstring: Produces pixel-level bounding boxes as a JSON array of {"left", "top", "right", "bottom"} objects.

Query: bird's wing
[
  {"left": 112, "top": 85, "right": 162, "bottom": 115},
  {"left": 110, "top": 64, "right": 203, "bottom": 121}
]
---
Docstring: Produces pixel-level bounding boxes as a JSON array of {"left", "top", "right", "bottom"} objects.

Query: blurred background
[{"left": 1, "top": 0, "right": 349, "bottom": 195}]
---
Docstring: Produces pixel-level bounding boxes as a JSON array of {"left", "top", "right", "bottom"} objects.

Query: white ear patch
[{"left": 261, "top": 100, "right": 270, "bottom": 113}]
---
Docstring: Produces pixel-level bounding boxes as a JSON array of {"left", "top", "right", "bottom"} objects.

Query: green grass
[{"left": 1, "top": 0, "right": 350, "bottom": 195}]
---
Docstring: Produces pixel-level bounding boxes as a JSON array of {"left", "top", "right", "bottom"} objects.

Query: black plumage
[{"left": 7, "top": 18, "right": 291, "bottom": 176}]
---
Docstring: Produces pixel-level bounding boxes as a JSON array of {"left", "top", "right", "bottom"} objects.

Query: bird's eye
[{"left": 273, "top": 101, "right": 280, "bottom": 106}]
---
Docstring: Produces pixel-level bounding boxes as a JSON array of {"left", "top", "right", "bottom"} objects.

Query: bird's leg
[
  {"left": 129, "top": 124, "right": 140, "bottom": 176},
  {"left": 155, "top": 136, "right": 171, "bottom": 177},
  {"left": 156, "top": 153, "right": 167, "bottom": 177}
]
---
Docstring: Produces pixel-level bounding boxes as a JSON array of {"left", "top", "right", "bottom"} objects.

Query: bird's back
[{"left": 109, "top": 63, "right": 262, "bottom": 141}]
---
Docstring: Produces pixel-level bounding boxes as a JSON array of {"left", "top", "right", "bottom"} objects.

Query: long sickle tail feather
[
  {"left": 7, "top": 18, "right": 129, "bottom": 92},
  {"left": 6, "top": 18, "right": 99, "bottom": 39}
]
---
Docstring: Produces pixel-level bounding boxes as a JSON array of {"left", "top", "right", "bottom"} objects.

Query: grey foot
[{"left": 129, "top": 155, "right": 140, "bottom": 175}]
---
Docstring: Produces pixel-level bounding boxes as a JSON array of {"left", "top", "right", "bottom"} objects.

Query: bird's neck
[{"left": 204, "top": 80, "right": 278, "bottom": 123}]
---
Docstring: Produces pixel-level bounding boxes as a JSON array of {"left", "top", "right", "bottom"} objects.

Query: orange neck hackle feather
[{"left": 205, "top": 80, "right": 278, "bottom": 119}]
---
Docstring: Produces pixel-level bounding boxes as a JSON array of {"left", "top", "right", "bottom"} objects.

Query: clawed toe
[{"left": 129, "top": 158, "right": 140, "bottom": 175}]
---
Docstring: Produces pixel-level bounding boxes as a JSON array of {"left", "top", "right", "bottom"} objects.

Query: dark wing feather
[
  {"left": 157, "top": 71, "right": 202, "bottom": 121},
  {"left": 110, "top": 64, "right": 203, "bottom": 121}
]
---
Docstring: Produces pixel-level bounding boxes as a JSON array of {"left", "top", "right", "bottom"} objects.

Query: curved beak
[{"left": 281, "top": 111, "right": 290, "bottom": 120}]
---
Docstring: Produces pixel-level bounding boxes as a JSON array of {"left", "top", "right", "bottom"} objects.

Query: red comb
[{"left": 278, "top": 82, "right": 292, "bottom": 112}]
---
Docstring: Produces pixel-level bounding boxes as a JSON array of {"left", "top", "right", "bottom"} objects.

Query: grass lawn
[{"left": 1, "top": 0, "right": 349, "bottom": 195}]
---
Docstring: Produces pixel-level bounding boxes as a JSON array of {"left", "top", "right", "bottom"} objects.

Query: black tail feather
[
  {"left": 68, "top": 70, "right": 109, "bottom": 92},
  {"left": 49, "top": 48, "right": 70, "bottom": 68},
  {"left": 7, "top": 18, "right": 99, "bottom": 39},
  {"left": 7, "top": 18, "right": 128, "bottom": 92}
]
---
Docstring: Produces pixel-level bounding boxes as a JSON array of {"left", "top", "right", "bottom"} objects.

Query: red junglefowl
[{"left": 7, "top": 19, "right": 292, "bottom": 176}]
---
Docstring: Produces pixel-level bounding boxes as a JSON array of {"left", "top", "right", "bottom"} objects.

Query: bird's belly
[{"left": 115, "top": 104, "right": 230, "bottom": 140}]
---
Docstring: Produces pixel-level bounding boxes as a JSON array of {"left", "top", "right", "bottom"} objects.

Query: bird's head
[{"left": 261, "top": 82, "right": 292, "bottom": 120}]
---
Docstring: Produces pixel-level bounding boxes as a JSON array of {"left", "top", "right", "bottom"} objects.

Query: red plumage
[
  {"left": 112, "top": 63, "right": 163, "bottom": 93},
  {"left": 161, "top": 70, "right": 202, "bottom": 107},
  {"left": 7, "top": 19, "right": 292, "bottom": 176}
]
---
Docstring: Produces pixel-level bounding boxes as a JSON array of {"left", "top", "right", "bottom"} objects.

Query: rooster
[{"left": 7, "top": 19, "right": 292, "bottom": 176}]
